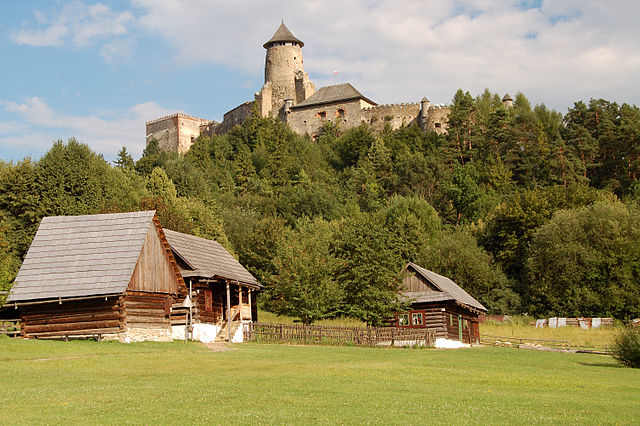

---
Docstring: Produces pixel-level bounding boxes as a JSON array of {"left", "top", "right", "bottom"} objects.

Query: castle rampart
[{"left": 145, "top": 113, "right": 209, "bottom": 154}]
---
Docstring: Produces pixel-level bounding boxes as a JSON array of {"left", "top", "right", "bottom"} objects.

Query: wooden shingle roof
[
  {"left": 7, "top": 211, "right": 157, "bottom": 303},
  {"left": 163, "top": 229, "right": 261, "bottom": 288},
  {"left": 404, "top": 262, "right": 487, "bottom": 312},
  {"left": 263, "top": 22, "right": 304, "bottom": 48},
  {"left": 291, "top": 83, "right": 377, "bottom": 109}
]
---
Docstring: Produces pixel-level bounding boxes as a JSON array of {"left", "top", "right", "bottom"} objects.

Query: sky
[{"left": 1, "top": 0, "right": 639, "bottom": 162}]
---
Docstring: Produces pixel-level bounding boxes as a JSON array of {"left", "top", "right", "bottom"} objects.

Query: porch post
[
  {"left": 248, "top": 288, "right": 253, "bottom": 322},
  {"left": 238, "top": 284, "right": 242, "bottom": 321},
  {"left": 226, "top": 280, "right": 231, "bottom": 342}
]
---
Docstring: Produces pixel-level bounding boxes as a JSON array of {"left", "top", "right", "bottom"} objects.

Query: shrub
[{"left": 612, "top": 327, "right": 640, "bottom": 368}]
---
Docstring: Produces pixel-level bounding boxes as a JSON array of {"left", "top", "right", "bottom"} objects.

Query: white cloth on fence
[
  {"left": 592, "top": 317, "right": 601, "bottom": 328},
  {"left": 536, "top": 319, "right": 545, "bottom": 328},
  {"left": 557, "top": 318, "right": 567, "bottom": 327},
  {"left": 548, "top": 317, "right": 558, "bottom": 328},
  {"left": 579, "top": 320, "right": 588, "bottom": 330}
]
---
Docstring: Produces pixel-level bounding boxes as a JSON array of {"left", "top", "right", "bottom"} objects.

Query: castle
[{"left": 146, "top": 22, "right": 510, "bottom": 153}]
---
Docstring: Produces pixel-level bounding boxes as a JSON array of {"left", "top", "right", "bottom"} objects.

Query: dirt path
[{"left": 202, "top": 342, "right": 235, "bottom": 352}]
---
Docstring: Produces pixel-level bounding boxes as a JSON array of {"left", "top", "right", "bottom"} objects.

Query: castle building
[{"left": 146, "top": 22, "right": 460, "bottom": 152}]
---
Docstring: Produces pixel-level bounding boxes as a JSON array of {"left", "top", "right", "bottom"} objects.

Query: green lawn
[{"left": 1, "top": 337, "right": 639, "bottom": 424}]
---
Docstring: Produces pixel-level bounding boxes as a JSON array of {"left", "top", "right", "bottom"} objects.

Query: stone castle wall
[
  {"left": 217, "top": 101, "right": 254, "bottom": 134},
  {"left": 287, "top": 99, "right": 366, "bottom": 137},
  {"left": 287, "top": 100, "right": 450, "bottom": 137},
  {"left": 363, "top": 103, "right": 421, "bottom": 132},
  {"left": 146, "top": 113, "right": 209, "bottom": 153},
  {"left": 424, "top": 105, "right": 450, "bottom": 133}
]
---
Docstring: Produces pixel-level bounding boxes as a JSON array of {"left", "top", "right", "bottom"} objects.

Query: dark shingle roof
[
  {"left": 7, "top": 211, "right": 156, "bottom": 302},
  {"left": 163, "top": 229, "right": 260, "bottom": 288},
  {"left": 291, "top": 83, "right": 377, "bottom": 109},
  {"left": 404, "top": 262, "right": 487, "bottom": 312},
  {"left": 264, "top": 22, "right": 304, "bottom": 48},
  {"left": 502, "top": 93, "right": 513, "bottom": 102}
]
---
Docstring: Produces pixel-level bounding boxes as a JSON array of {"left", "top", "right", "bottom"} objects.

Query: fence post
[{"left": 391, "top": 328, "right": 395, "bottom": 347}]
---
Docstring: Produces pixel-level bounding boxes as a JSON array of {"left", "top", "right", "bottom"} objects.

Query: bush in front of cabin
[{"left": 612, "top": 326, "right": 640, "bottom": 368}]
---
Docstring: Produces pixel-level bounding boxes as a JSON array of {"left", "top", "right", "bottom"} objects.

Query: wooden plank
[
  {"left": 27, "top": 327, "right": 122, "bottom": 337},
  {"left": 24, "top": 319, "right": 121, "bottom": 333},
  {"left": 22, "top": 312, "right": 123, "bottom": 326},
  {"left": 126, "top": 316, "right": 169, "bottom": 325}
]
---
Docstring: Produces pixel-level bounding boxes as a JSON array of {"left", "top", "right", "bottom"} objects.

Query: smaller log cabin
[
  {"left": 163, "top": 230, "right": 262, "bottom": 342},
  {"left": 5, "top": 211, "right": 186, "bottom": 341},
  {"left": 397, "top": 262, "right": 487, "bottom": 344}
]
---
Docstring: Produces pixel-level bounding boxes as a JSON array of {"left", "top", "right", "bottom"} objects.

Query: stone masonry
[{"left": 146, "top": 22, "right": 511, "bottom": 152}]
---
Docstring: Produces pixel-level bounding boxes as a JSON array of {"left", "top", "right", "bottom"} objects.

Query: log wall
[
  {"left": 123, "top": 292, "right": 172, "bottom": 330},
  {"left": 20, "top": 297, "right": 124, "bottom": 338}
]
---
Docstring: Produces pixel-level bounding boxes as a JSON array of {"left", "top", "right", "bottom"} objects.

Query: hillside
[{"left": 1, "top": 89, "right": 640, "bottom": 322}]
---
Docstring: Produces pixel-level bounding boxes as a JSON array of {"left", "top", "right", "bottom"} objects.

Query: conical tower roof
[
  {"left": 263, "top": 21, "right": 304, "bottom": 48},
  {"left": 502, "top": 93, "right": 513, "bottom": 102}
]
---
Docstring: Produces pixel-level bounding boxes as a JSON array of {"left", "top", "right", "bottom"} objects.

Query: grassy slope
[{"left": 1, "top": 337, "right": 639, "bottom": 424}]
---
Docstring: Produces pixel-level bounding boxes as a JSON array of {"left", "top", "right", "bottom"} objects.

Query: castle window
[
  {"left": 317, "top": 111, "right": 327, "bottom": 119},
  {"left": 336, "top": 109, "right": 345, "bottom": 118},
  {"left": 435, "top": 122, "right": 442, "bottom": 128}
]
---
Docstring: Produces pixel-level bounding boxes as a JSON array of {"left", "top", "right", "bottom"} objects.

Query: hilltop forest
[{"left": 2, "top": 89, "right": 640, "bottom": 324}]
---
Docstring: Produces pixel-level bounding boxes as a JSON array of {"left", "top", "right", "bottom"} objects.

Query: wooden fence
[
  {"left": 0, "top": 320, "right": 20, "bottom": 337},
  {"left": 244, "top": 323, "right": 436, "bottom": 347}
]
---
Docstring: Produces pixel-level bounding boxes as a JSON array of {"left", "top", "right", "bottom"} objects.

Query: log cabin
[
  {"left": 163, "top": 229, "right": 261, "bottom": 342},
  {"left": 5, "top": 211, "right": 186, "bottom": 341},
  {"left": 396, "top": 262, "right": 487, "bottom": 344}
]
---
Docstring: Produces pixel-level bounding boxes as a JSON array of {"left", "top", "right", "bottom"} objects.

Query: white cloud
[
  {"left": 11, "top": 1, "right": 134, "bottom": 51},
  {"left": 130, "top": 0, "right": 640, "bottom": 111},
  {"left": 0, "top": 97, "right": 175, "bottom": 160}
]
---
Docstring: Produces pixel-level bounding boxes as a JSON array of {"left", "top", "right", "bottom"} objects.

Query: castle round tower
[{"left": 257, "top": 22, "right": 315, "bottom": 119}]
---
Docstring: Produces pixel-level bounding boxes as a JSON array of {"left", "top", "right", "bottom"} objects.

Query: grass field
[{"left": 1, "top": 336, "right": 639, "bottom": 424}]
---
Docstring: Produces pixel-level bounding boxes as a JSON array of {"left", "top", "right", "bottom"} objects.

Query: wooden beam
[{"left": 226, "top": 281, "right": 231, "bottom": 342}]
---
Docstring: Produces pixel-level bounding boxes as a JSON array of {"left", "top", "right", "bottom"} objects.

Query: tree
[
  {"left": 269, "top": 219, "right": 342, "bottom": 324},
  {"left": 526, "top": 200, "right": 640, "bottom": 318},
  {"left": 480, "top": 184, "right": 611, "bottom": 289},
  {"left": 333, "top": 212, "right": 406, "bottom": 325},
  {"left": 439, "top": 163, "right": 484, "bottom": 224},
  {"left": 36, "top": 139, "right": 118, "bottom": 216},
  {"left": 115, "top": 146, "right": 134, "bottom": 170},
  {"left": 383, "top": 195, "right": 441, "bottom": 262}
]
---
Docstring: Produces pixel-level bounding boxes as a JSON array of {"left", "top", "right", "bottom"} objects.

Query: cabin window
[
  {"left": 204, "top": 290, "right": 213, "bottom": 312},
  {"left": 336, "top": 109, "right": 345, "bottom": 117},
  {"left": 435, "top": 122, "right": 441, "bottom": 128},
  {"left": 411, "top": 312, "right": 423, "bottom": 326},
  {"left": 398, "top": 314, "right": 409, "bottom": 326},
  {"left": 316, "top": 111, "right": 327, "bottom": 119}
]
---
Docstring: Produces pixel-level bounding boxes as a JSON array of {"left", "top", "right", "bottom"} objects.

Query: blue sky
[{"left": 1, "top": 0, "right": 638, "bottom": 162}]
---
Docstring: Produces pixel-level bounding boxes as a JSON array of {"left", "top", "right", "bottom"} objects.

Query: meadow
[{"left": 1, "top": 336, "right": 638, "bottom": 424}]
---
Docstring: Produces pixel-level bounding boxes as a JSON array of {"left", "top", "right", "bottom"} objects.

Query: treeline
[{"left": 1, "top": 90, "right": 640, "bottom": 323}]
